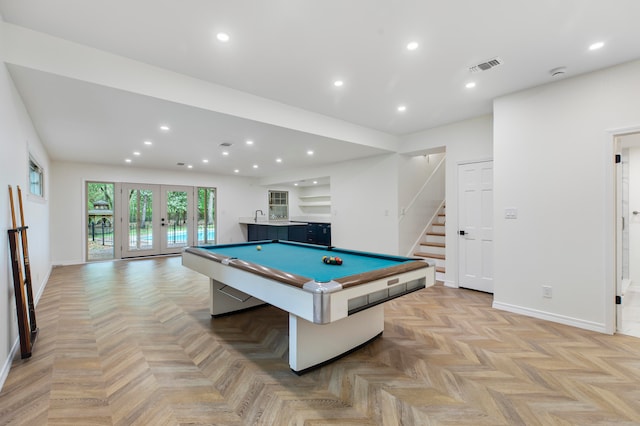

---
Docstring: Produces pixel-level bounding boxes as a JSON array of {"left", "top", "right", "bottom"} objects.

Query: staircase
[{"left": 414, "top": 204, "right": 446, "bottom": 282}]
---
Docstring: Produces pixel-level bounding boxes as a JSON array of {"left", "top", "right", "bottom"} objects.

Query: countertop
[
  {"left": 238, "top": 217, "right": 331, "bottom": 225},
  {"left": 238, "top": 219, "right": 308, "bottom": 226}
]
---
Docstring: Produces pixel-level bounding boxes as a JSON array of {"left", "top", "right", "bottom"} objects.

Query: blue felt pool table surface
[{"left": 195, "top": 240, "right": 418, "bottom": 283}]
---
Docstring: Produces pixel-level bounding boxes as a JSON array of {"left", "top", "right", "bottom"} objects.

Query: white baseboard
[
  {"left": 0, "top": 263, "right": 52, "bottom": 392},
  {"left": 443, "top": 279, "right": 458, "bottom": 288},
  {"left": 0, "top": 337, "right": 19, "bottom": 392},
  {"left": 492, "top": 301, "right": 608, "bottom": 334}
]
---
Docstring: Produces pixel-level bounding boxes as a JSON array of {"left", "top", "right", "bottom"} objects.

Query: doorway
[
  {"left": 457, "top": 160, "right": 494, "bottom": 293},
  {"left": 616, "top": 132, "right": 640, "bottom": 337}
]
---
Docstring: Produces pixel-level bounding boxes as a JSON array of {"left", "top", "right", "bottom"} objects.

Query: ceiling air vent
[
  {"left": 469, "top": 57, "right": 503, "bottom": 73},
  {"left": 219, "top": 142, "right": 233, "bottom": 147}
]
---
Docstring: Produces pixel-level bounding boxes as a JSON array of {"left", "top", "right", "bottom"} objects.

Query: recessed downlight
[
  {"left": 589, "top": 41, "right": 604, "bottom": 51},
  {"left": 245, "top": 140, "right": 254, "bottom": 145},
  {"left": 144, "top": 140, "right": 152, "bottom": 146},
  {"left": 203, "top": 159, "right": 209, "bottom": 163},
  {"left": 397, "top": 105, "right": 407, "bottom": 112},
  {"left": 125, "top": 158, "right": 132, "bottom": 163},
  {"left": 276, "top": 158, "right": 283, "bottom": 163},
  {"left": 406, "top": 41, "right": 419, "bottom": 51},
  {"left": 333, "top": 80, "right": 344, "bottom": 87},
  {"left": 133, "top": 151, "right": 141, "bottom": 156},
  {"left": 222, "top": 151, "right": 229, "bottom": 156},
  {"left": 217, "top": 32, "right": 230, "bottom": 42},
  {"left": 234, "top": 169, "right": 240, "bottom": 173},
  {"left": 465, "top": 82, "right": 476, "bottom": 89},
  {"left": 252, "top": 164, "right": 259, "bottom": 169},
  {"left": 187, "top": 164, "right": 193, "bottom": 169},
  {"left": 160, "top": 125, "right": 170, "bottom": 131},
  {"left": 307, "top": 150, "right": 314, "bottom": 156}
]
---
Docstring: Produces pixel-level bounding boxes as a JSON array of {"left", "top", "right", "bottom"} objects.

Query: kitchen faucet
[{"left": 254, "top": 209, "right": 264, "bottom": 222}]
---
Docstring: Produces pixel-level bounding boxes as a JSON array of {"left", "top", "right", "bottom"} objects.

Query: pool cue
[
  {"left": 17, "top": 186, "right": 38, "bottom": 337},
  {"left": 8, "top": 185, "right": 32, "bottom": 358}
]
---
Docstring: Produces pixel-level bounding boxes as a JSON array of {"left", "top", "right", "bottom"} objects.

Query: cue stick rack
[{"left": 7, "top": 185, "right": 38, "bottom": 358}]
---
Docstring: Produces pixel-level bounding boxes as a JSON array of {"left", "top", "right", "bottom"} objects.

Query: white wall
[
  {"left": 330, "top": 154, "right": 400, "bottom": 254},
  {"left": 493, "top": 59, "right": 640, "bottom": 332},
  {"left": 50, "top": 162, "right": 265, "bottom": 264},
  {"left": 400, "top": 115, "right": 494, "bottom": 286},
  {"left": 0, "top": 61, "right": 51, "bottom": 387}
]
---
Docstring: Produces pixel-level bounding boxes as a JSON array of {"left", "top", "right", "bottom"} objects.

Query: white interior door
[{"left": 458, "top": 160, "right": 494, "bottom": 293}]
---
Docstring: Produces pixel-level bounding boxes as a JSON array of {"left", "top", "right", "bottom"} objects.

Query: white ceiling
[{"left": 2, "top": 0, "right": 640, "bottom": 178}]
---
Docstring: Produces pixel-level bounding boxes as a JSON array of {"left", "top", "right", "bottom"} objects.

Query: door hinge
[
  {"left": 616, "top": 295, "right": 622, "bottom": 305},
  {"left": 615, "top": 154, "right": 621, "bottom": 164}
]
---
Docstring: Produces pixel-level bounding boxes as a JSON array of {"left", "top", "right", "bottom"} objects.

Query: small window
[
  {"left": 268, "top": 190, "right": 288, "bottom": 220},
  {"left": 29, "top": 157, "right": 44, "bottom": 198}
]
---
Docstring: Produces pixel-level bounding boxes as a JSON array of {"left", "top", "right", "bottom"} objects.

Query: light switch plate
[{"left": 505, "top": 208, "right": 518, "bottom": 219}]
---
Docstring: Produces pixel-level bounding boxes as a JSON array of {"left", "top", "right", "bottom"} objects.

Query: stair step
[
  {"left": 427, "top": 231, "right": 445, "bottom": 237},
  {"left": 413, "top": 252, "right": 445, "bottom": 260},
  {"left": 420, "top": 242, "right": 445, "bottom": 248}
]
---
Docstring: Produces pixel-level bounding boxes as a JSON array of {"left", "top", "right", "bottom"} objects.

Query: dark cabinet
[
  {"left": 306, "top": 223, "right": 331, "bottom": 246},
  {"left": 247, "top": 224, "right": 308, "bottom": 243}
]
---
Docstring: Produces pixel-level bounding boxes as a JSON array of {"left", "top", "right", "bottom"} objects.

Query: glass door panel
[
  {"left": 161, "top": 186, "right": 193, "bottom": 253},
  {"left": 86, "top": 181, "right": 115, "bottom": 261},
  {"left": 197, "top": 187, "right": 216, "bottom": 245},
  {"left": 121, "top": 184, "right": 160, "bottom": 257}
]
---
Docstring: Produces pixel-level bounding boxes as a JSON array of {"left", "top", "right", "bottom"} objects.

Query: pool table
[{"left": 182, "top": 240, "right": 434, "bottom": 373}]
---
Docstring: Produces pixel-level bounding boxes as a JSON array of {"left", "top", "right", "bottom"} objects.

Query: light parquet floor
[{"left": 1, "top": 256, "right": 640, "bottom": 425}]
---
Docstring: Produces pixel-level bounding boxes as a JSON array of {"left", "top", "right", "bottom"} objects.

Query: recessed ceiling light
[
  {"left": 222, "top": 151, "right": 229, "bottom": 156},
  {"left": 246, "top": 140, "right": 254, "bottom": 145},
  {"left": 406, "top": 41, "right": 419, "bottom": 51},
  {"left": 276, "top": 158, "right": 282, "bottom": 163},
  {"left": 203, "top": 159, "right": 209, "bottom": 163},
  {"left": 125, "top": 158, "right": 132, "bottom": 163},
  {"left": 294, "top": 183, "right": 299, "bottom": 186},
  {"left": 465, "top": 82, "right": 476, "bottom": 89},
  {"left": 234, "top": 169, "right": 239, "bottom": 173},
  {"left": 307, "top": 150, "right": 314, "bottom": 156},
  {"left": 160, "top": 125, "right": 170, "bottom": 131},
  {"left": 313, "top": 181, "right": 318, "bottom": 184},
  {"left": 144, "top": 140, "right": 152, "bottom": 146},
  {"left": 187, "top": 164, "right": 193, "bottom": 169},
  {"left": 397, "top": 105, "right": 407, "bottom": 112},
  {"left": 133, "top": 151, "right": 141, "bottom": 156},
  {"left": 217, "top": 32, "right": 230, "bottom": 42},
  {"left": 252, "top": 164, "right": 258, "bottom": 169},
  {"left": 589, "top": 41, "right": 605, "bottom": 51},
  {"left": 333, "top": 80, "right": 344, "bottom": 87}
]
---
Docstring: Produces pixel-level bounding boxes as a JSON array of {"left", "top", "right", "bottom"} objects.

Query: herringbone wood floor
[{"left": 1, "top": 257, "right": 640, "bottom": 425}]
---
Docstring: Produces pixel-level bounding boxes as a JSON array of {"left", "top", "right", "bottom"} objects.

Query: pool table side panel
[
  {"left": 335, "top": 261, "right": 431, "bottom": 289},
  {"left": 327, "top": 266, "right": 434, "bottom": 322},
  {"left": 183, "top": 251, "right": 317, "bottom": 322}
]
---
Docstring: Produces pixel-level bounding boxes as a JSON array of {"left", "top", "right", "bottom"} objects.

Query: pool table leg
[
  {"left": 210, "top": 278, "right": 266, "bottom": 316},
  {"left": 288, "top": 304, "right": 385, "bottom": 373}
]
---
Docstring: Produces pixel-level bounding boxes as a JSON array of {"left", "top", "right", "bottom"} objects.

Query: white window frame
[{"left": 28, "top": 155, "right": 45, "bottom": 199}]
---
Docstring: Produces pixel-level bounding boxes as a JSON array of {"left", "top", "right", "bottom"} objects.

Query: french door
[
  {"left": 458, "top": 160, "right": 494, "bottom": 293},
  {"left": 121, "top": 184, "right": 194, "bottom": 257}
]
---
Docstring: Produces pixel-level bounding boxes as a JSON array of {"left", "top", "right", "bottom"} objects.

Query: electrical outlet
[{"left": 542, "top": 285, "right": 552, "bottom": 298}]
